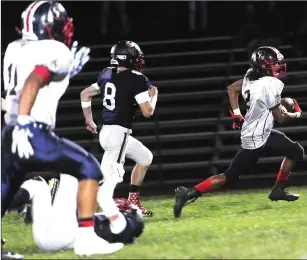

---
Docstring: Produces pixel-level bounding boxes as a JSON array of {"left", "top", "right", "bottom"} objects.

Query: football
[{"left": 281, "top": 97, "right": 295, "bottom": 112}]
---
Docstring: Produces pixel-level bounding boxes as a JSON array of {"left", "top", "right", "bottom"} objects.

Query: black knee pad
[{"left": 288, "top": 142, "right": 305, "bottom": 161}]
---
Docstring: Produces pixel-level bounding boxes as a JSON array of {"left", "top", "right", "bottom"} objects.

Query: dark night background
[{"left": 1, "top": 1, "right": 307, "bottom": 195}]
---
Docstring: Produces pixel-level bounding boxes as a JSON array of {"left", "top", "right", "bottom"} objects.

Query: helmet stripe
[{"left": 24, "top": 1, "right": 47, "bottom": 32}]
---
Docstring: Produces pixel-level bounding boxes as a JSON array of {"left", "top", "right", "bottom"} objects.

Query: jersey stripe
[
  {"left": 25, "top": 1, "right": 46, "bottom": 33},
  {"left": 117, "top": 132, "right": 129, "bottom": 164}
]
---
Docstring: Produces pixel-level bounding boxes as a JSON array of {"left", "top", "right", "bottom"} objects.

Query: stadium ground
[{"left": 2, "top": 187, "right": 307, "bottom": 259}]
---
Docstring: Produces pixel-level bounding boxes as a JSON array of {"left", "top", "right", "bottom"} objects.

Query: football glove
[
  {"left": 69, "top": 41, "right": 90, "bottom": 79},
  {"left": 229, "top": 110, "right": 244, "bottom": 130},
  {"left": 293, "top": 99, "right": 302, "bottom": 113},
  {"left": 12, "top": 115, "right": 35, "bottom": 159}
]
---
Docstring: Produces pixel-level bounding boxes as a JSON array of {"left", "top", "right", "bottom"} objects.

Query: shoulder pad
[
  {"left": 131, "top": 70, "right": 150, "bottom": 86},
  {"left": 98, "top": 67, "right": 114, "bottom": 85}
]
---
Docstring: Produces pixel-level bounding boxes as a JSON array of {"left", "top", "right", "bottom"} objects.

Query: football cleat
[
  {"left": 135, "top": 202, "right": 154, "bottom": 217},
  {"left": 128, "top": 192, "right": 154, "bottom": 217},
  {"left": 269, "top": 183, "right": 299, "bottom": 202},
  {"left": 1, "top": 248, "right": 24, "bottom": 260},
  {"left": 173, "top": 186, "right": 200, "bottom": 218},
  {"left": 17, "top": 203, "right": 32, "bottom": 224}
]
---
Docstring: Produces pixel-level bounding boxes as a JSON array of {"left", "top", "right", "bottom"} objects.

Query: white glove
[
  {"left": 69, "top": 41, "right": 91, "bottom": 79},
  {"left": 12, "top": 115, "right": 35, "bottom": 159}
]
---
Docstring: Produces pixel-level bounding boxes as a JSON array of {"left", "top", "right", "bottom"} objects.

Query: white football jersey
[
  {"left": 3, "top": 39, "right": 73, "bottom": 128},
  {"left": 241, "top": 69, "right": 284, "bottom": 149}
]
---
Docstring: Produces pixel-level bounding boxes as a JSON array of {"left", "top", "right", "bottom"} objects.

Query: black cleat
[
  {"left": 269, "top": 183, "right": 299, "bottom": 202},
  {"left": 173, "top": 186, "right": 200, "bottom": 218},
  {"left": 1, "top": 238, "right": 6, "bottom": 246},
  {"left": 1, "top": 248, "right": 24, "bottom": 260},
  {"left": 17, "top": 203, "right": 32, "bottom": 224}
]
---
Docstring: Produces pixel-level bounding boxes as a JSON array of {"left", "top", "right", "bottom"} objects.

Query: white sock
[{"left": 110, "top": 213, "right": 126, "bottom": 234}]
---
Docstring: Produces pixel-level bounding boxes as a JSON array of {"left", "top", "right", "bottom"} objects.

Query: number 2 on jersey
[
  {"left": 244, "top": 89, "right": 251, "bottom": 110},
  {"left": 103, "top": 82, "right": 116, "bottom": 111}
]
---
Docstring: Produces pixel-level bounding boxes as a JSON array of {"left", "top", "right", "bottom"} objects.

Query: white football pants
[
  {"left": 99, "top": 125, "right": 153, "bottom": 183},
  {"left": 25, "top": 174, "right": 78, "bottom": 252}
]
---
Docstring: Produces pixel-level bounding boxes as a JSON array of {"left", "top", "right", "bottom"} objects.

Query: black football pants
[{"left": 224, "top": 130, "right": 304, "bottom": 183}]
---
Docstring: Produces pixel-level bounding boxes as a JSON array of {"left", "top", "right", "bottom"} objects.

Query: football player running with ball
[
  {"left": 173, "top": 46, "right": 304, "bottom": 218},
  {"left": 1, "top": 1, "right": 123, "bottom": 256},
  {"left": 80, "top": 41, "right": 158, "bottom": 216}
]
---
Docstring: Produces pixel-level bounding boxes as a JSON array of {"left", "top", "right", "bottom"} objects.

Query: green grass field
[{"left": 3, "top": 187, "right": 307, "bottom": 259}]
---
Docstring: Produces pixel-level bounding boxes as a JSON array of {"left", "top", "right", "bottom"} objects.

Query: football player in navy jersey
[{"left": 80, "top": 41, "right": 158, "bottom": 217}]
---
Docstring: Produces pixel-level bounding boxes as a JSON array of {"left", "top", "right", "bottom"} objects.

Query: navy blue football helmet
[
  {"left": 20, "top": 1, "right": 74, "bottom": 47},
  {"left": 110, "top": 41, "right": 145, "bottom": 72},
  {"left": 114, "top": 198, "right": 144, "bottom": 239}
]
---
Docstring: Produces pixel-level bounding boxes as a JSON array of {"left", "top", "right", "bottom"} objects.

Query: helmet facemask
[{"left": 262, "top": 60, "right": 287, "bottom": 78}]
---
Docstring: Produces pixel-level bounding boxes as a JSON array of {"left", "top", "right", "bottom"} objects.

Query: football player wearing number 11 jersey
[
  {"left": 173, "top": 46, "right": 305, "bottom": 218},
  {"left": 81, "top": 40, "right": 158, "bottom": 217}
]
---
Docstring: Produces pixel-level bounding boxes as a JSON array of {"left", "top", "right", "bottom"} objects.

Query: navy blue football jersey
[{"left": 97, "top": 67, "right": 151, "bottom": 128}]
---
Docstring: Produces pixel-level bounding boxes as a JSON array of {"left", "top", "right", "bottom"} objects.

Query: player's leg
[
  {"left": 53, "top": 138, "right": 124, "bottom": 255},
  {"left": 125, "top": 135, "right": 154, "bottom": 216},
  {"left": 1, "top": 130, "right": 25, "bottom": 260},
  {"left": 8, "top": 176, "right": 47, "bottom": 224},
  {"left": 25, "top": 125, "right": 123, "bottom": 256},
  {"left": 33, "top": 174, "right": 78, "bottom": 251},
  {"left": 98, "top": 125, "right": 129, "bottom": 235},
  {"left": 98, "top": 125, "right": 129, "bottom": 210},
  {"left": 1, "top": 126, "right": 25, "bottom": 217},
  {"left": 173, "top": 147, "right": 263, "bottom": 218},
  {"left": 265, "top": 130, "right": 305, "bottom": 201},
  {"left": 98, "top": 125, "right": 128, "bottom": 183}
]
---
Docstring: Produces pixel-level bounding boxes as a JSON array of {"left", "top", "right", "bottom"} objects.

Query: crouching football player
[
  {"left": 173, "top": 46, "right": 305, "bottom": 218},
  {"left": 10, "top": 174, "right": 144, "bottom": 251}
]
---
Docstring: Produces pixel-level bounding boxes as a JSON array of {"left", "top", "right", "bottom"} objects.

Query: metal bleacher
[{"left": 17, "top": 36, "right": 307, "bottom": 187}]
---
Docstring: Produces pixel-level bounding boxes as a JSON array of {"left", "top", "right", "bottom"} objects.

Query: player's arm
[
  {"left": 137, "top": 85, "right": 158, "bottom": 118},
  {"left": 272, "top": 103, "right": 302, "bottom": 124},
  {"left": 227, "top": 79, "right": 243, "bottom": 115},
  {"left": 265, "top": 80, "right": 302, "bottom": 124},
  {"left": 80, "top": 83, "right": 100, "bottom": 133},
  {"left": 19, "top": 44, "right": 73, "bottom": 117},
  {"left": 19, "top": 66, "right": 52, "bottom": 116}
]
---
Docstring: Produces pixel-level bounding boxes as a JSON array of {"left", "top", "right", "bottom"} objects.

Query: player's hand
[
  {"left": 292, "top": 99, "right": 302, "bottom": 118},
  {"left": 69, "top": 41, "right": 91, "bottom": 79},
  {"left": 229, "top": 110, "right": 244, "bottom": 130},
  {"left": 149, "top": 85, "right": 158, "bottom": 98},
  {"left": 85, "top": 120, "right": 97, "bottom": 134},
  {"left": 12, "top": 115, "right": 35, "bottom": 159}
]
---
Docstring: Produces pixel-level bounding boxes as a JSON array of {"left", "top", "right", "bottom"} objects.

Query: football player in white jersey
[
  {"left": 1, "top": 1, "right": 123, "bottom": 256},
  {"left": 173, "top": 46, "right": 304, "bottom": 218},
  {"left": 8, "top": 174, "right": 144, "bottom": 252},
  {"left": 80, "top": 41, "right": 157, "bottom": 216}
]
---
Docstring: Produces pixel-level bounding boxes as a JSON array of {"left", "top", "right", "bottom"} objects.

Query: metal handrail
[
  {"left": 88, "top": 45, "right": 293, "bottom": 63},
  {"left": 88, "top": 36, "right": 233, "bottom": 49},
  {"left": 59, "top": 81, "right": 307, "bottom": 107}
]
